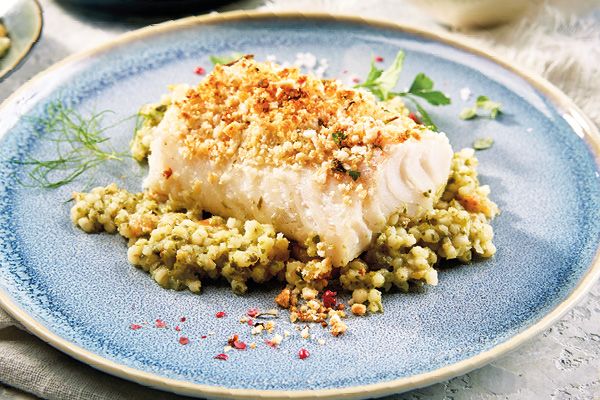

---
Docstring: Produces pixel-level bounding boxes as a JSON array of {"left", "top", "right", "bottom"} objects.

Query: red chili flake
[
  {"left": 215, "top": 311, "right": 226, "bottom": 318},
  {"left": 180, "top": 317, "right": 187, "bottom": 322},
  {"left": 227, "top": 334, "right": 239, "bottom": 347},
  {"left": 130, "top": 324, "right": 143, "bottom": 330},
  {"left": 265, "top": 340, "right": 278, "bottom": 348},
  {"left": 233, "top": 341, "right": 247, "bottom": 350},
  {"left": 298, "top": 348, "right": 310, "bottom": 360},
  {"left": 247, "top": 308, "right": 259, "bottom": 318},
  {"left": 375, "top": 56, "right": 384, "bottom": 62},
  {"left": 214, "top": 353, "right": 228, "bottom": 360},
  {"left": 201, "top": 335, "right": 207, "bottom": 339},
  {"left": 322, "top": 290, "right": 337, "bottom": 309},
  {"left": 408, "top": 112, "right": 421, "bottom": 124},
  {"left": 194, "top": 66, "right": 206, "bottom": 75},
  {"left": 155, "top": 319, "right": 166, "bottom": 328},
  {"left": 179, "top": 336, "right": 189, "bottom": 345},
  {"left": 352, "top": 77, "right": 360, "bottom": 84},
  {"left": 247, "top": 319, "right": 254, "bottom": 326},
  {"left": 175, "top": 326, "right": 181, "bottom": 332},
  {"left": 162, "top": 167, "right": 173, "bottom": 179}
]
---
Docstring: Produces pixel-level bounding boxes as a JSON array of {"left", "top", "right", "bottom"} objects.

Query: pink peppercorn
[{"left": 298, "top": 348, "right": 310, "bottom": 360}]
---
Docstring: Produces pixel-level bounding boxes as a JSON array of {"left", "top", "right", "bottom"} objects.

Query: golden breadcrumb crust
[{"left": 174, "top": 56, "right": 425, "bottom": 182}]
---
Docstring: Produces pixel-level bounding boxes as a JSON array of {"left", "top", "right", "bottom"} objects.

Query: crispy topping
[{"left": 172, "top": 57, "right": 424, "bottom": 181}]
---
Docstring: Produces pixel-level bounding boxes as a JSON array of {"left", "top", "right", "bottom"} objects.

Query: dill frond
[{"left": 12, "top": 102, "right": 131, "bottom": 189}]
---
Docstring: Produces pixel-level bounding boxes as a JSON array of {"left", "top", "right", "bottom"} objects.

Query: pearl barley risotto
[{"left": 71, "top": 57, "right": 498, "bottom": 335}]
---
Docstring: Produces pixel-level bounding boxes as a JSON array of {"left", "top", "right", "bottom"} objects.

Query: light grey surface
[{"left": 0, "top": 0, "right": 599, "bottom": 399}]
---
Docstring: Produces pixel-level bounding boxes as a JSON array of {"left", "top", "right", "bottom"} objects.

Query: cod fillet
[{"left": 143, "top": 56, "right": 453, "bottom": 266}]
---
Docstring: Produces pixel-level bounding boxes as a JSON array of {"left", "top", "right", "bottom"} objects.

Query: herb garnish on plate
[
  {"left": 460, "top": 95, "right": 502, "bottom": 120},
  {"left": 354, "top": 50, "right": 451, "bottom": 131},
  {"left": 11, "top": 102, "right": 130, "bottom": 189}
]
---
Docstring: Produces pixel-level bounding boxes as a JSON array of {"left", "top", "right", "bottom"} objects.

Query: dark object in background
[{"left": 56, "top": 0, "right": 244, "bottom": 16}]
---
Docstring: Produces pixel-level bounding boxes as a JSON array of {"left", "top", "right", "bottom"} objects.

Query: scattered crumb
[
  {"left": 351, "top": 303, "right": 367, "bottom": 316},
  {"left": 265, "top": 321, "right": 276, "bottom": 333},
  {"left": 330, "top": 314, "right": 348, "bottom": 337},
  {"left": 300, "top": 326, "right": 310, "bottom": 339},
  {"left": 252, "top": 325, "right": 264, "bottom": 335},
  {"left": 275, "top": 288, "right": 291, "bottom": 308},
  {"left": 266, "top": 333, "right": 284, "bottom": 348}
]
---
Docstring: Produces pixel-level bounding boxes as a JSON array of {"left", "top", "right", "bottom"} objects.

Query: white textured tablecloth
[{"left": 0, "top": 0, "right": 599, "bottom": 399}]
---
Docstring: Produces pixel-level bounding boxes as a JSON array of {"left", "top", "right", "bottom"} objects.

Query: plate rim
[
  {"left": 0, "top": 10, "right": 599, "bottom": 399},
  {"left": 0, "top": 0, "right": 43, "bottom": 81}
]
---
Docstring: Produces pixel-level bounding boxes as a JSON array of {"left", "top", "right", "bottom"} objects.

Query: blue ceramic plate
[{"left": 0, "top": 12, "right": 599, "bottom": 399}]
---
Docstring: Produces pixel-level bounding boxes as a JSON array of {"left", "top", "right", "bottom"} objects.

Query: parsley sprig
[
  {"left": 460, "top": 95, "right": 502, "bottom": 120},
  {"left": 354, "top": 50, "right": 451, "bottom": 131},
  {"left": 472, "top": 136, "right": 494, "bottom": 150},
  {"left": 332, "top": 131, "right": 347, "bottom": 146},
  {"left": 209, "top": 52, "right": 244, "bottom": 66}
]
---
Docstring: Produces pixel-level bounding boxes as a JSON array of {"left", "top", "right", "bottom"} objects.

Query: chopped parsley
[
  {"left": 332, "top": 159, "right": 361, "bottom": 181},
  {"left": 348, "top": 170, "right": 361, "bottom": 181},
  {"left": 332, "top": 159, "right": 346, "bottom": 173},
  {"left": 209, "top": 52, "right": 244, "bottom": 66},
  {"left": 355, "top": 50, "right": 451, "bottom": 131},
  {"left": 460, "top": 95, "right": 502, "bottom": 120},
  {"left": 332, "top": 131, "right": 347, "bottom": 146},
  {"left": 459, "top": 107, "right": 477, "bottom": 120},
  {"left": 472, "top": 136, "right": 494, "bottom": 150}
]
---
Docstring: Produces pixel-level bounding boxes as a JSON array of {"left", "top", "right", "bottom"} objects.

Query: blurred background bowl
[
  {"left": 0, "top": 0, "right": 42, "bottom": 81},
  {"left": 406, "top": 0, "right": 533, "bottom": 29},
  {"left": 55, "top": 0, "right": 245, "bottom": 15}
]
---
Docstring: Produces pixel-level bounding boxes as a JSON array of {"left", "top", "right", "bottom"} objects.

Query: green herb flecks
[
  {"left": 209, "top": 52, "right": 244, "bottom": 66},
  {"left": 348, "top": 170, "right": 361, "bottom": 181},
  {"left": 355, "top": 50, "right": 451, "bottom": 131},
  {"left": 332, "top": 159, "right": 361, "bottom": 181},
  {"left": 332, "top": 131, "right": 347, "bottom": 146},
  {"left": 459, "top": 107, "right": 477, "bottom": 120},
  {"left": 12, "top": 102, "right": 130, "bottom": 189},
  {"left": 406, "top": 73, "right": 451, "bottom": 106},
  {"left": 472, "top": 136, "right": 494, "bottom": 150},
  {"left": 460, "top": 95, "right": 502, "bottom": 120},
  {"left": 332, "top": 159, "right": 346, "bottom": 174},
  {"left": 138, "top": 104, "right": 166, "bottom": 128}
]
